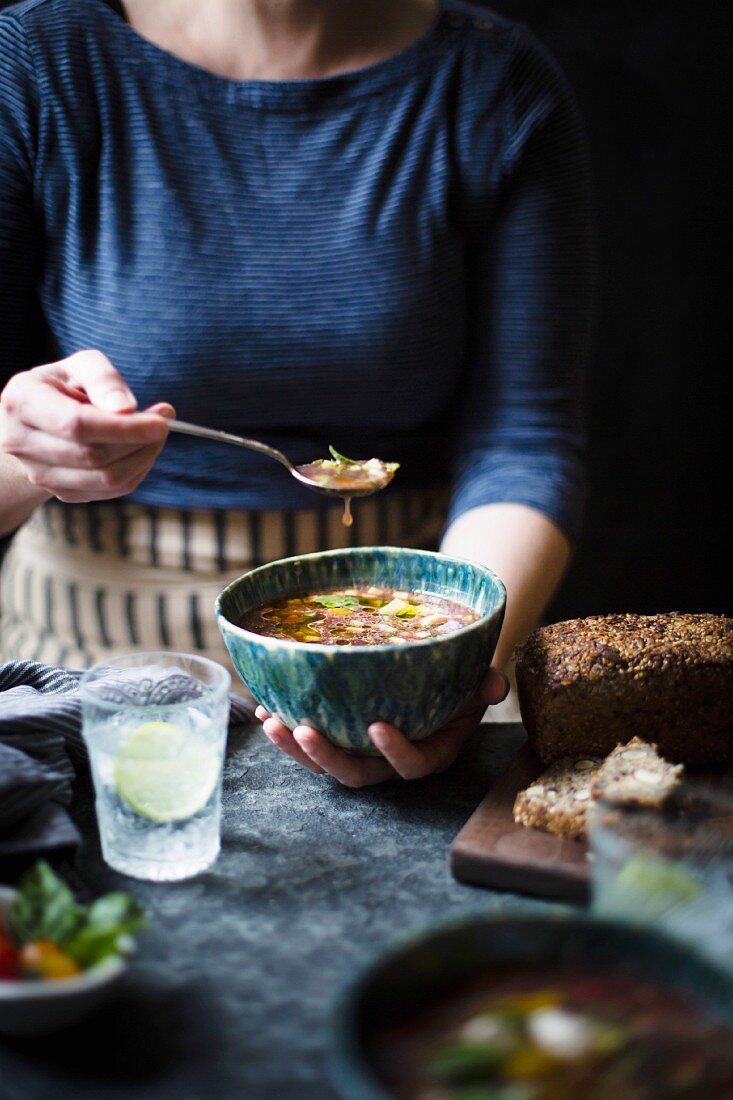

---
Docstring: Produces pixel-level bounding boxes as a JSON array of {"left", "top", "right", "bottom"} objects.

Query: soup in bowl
[
  {"left": 328, "top": 915, "right": 733, "bottom": 1099},
  {"left": 215, "top": 547, "right": 506, "bottom": 754}
]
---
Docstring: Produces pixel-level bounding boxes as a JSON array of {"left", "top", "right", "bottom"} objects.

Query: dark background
[
  {"left": 1, "top": 0, "right": 729, "bottom": 618},
  {"left": 487, "top": 0, "right": 730, "bottom": 621}
]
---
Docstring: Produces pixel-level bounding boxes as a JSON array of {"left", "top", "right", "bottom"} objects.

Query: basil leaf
[
  {"left": 311, "top": 595, "right": 360, "bottom": 609},
  {"left": 8, "top": 861, "right": 82, "bottom": 946},
  {"left": 7, "top": 861, "right": 146, "bottom": 969},
  {"left": 65, "top": 929, "right": 123, "bottom": 968},
  {"left": 85, "top": 893, "right": 146, "bottom": 932},
  {"left": 427, "top": 1040, "right": 508, "bottom": 1085},
  {"left": 64, "top": 898, "right": 146, "bottom": 968}
]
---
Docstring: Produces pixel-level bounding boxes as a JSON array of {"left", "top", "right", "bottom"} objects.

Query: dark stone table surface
[{"left": 0, "top": 721, "right": 566, "bottom": 1100}]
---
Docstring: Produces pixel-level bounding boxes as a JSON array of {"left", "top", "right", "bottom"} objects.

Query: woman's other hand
[
  {"left": 254, "top": 667, "right": 510, "bottom": 786},
  {"left": 0, "top": 350, "right": 174, "bottom": 503}
]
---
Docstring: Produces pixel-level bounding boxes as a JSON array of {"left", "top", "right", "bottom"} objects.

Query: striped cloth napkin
[{"left": 0, "top": 661, "right": 253, "bottom": 861}]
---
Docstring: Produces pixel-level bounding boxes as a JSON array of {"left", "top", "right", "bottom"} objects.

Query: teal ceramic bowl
[
  {"left": 328, "top": 913, "right": 733, "bottom": 1100},
  {"left": 215, "top": 547, "right": 505, "bottom": 754}
]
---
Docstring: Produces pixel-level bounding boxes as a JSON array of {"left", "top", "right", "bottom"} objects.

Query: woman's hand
[
  {"left": 0, "top": 350, "right": 174, "bottom": 503},
  {"left": 254, "top": 667, "right": 510, "bottom": 787}
]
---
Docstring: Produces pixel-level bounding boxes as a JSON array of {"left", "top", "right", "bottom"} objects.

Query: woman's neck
[{"left": 121, "top": 0, "right": 440, "bottom": 81}]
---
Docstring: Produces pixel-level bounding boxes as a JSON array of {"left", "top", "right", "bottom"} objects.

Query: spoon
[{"left": 167, "top": 419, "right": 398, "bottom": 526}]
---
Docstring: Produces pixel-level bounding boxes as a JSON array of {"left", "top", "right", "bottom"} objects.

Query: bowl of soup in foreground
[
  {"left": 215, "top": 547, "right": 505, "bottom": 753},
  {"left": 327, "top": 914, "right": 733, "bottom": 1100}
]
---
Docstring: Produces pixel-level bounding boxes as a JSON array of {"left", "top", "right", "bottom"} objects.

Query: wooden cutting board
[
  {"left": 451, "top": 743, "right": 591, "bottom": 902},
  {"left": 451, "top": 742, "right": 733, "bottom": 903}
]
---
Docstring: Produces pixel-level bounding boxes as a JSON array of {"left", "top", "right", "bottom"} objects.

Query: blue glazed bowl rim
[
  {"left": 326, "top": 911, "right": 733, "bottom": 1100},
  {"left": 215, "top": 546, "right": 507, "bottom": 654}
]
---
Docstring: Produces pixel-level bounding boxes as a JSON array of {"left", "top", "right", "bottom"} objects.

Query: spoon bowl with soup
[{"left": 167, "top": 422, "right": 398, "bottom": 526}]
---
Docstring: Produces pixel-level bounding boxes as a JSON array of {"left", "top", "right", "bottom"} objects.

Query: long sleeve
[
  {"left": 1, "top": 4, "right": 592, "bottom": 516},
  {"left": 447, "top": 28, "right": 594, "bottom": 543},
  {"left": 0, "top": 14, "right": 41, "bottom": 388}
]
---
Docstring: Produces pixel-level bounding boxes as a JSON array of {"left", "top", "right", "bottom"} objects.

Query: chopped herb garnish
[
  {"left": 328, "top": 445, "right": 358, "bottom": 465},
  {"left": 379, "top": 597, "right": 419, "bottom": 618},
  {"left": 427, "top": 1040, "right": 508, "bottom": 1085},
  {"left": 310, "top": 595, "right": 361, "bottom": 609}
]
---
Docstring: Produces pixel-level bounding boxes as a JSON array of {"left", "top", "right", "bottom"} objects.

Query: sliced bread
[
  {"left": 513, "top": 757, "right": 602, "bottom": 839},
  {"left": 591, "top": 736, "right": 683, "bottom": 807}
]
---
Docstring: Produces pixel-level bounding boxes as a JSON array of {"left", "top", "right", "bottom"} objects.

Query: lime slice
[
  {"left": 613, "top": 855, "right": 702, "bottom": 918},
  {"left": 114, "top": 721, "right": 220, "bottom": 823}
]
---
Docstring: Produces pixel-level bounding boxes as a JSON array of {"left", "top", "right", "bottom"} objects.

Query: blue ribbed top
[{"left": 0, "top": 0, "right": 593, "bottom": 538}]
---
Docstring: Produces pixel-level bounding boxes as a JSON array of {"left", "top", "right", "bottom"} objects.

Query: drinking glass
[
  {"left": 588, "top": 784, "right": 733, "bottom": 973},
  {"left": 81, "top": 652, "right": 230, "bottom": 882}
]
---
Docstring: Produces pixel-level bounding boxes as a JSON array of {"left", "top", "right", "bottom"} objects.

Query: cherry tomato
[
  {"left": 19, "top": 939, "right": 81, "bottom": 980},
  {"left": 0, "top": 931, "right": 20, "bottom": 980}
]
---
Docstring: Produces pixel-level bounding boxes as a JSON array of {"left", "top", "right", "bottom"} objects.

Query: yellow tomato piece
[
  {"left": 490, "top": 990, "right": 561, "bottom": 1014},
  {"left": 20, "top": 940, "right": 81, "bottom": 981},
  {"left": 505, "top": 1045, "right": 559, "bottom": 1080}
]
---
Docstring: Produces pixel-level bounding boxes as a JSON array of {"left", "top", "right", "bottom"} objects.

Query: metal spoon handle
[{"left": 167, "top": 419, "right": 294, "bottom": 472}]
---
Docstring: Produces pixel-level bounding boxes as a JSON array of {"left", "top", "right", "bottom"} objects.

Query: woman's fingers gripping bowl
[
  {"left": 256, "top": 708, "right": 396, "bottom": 784},
  {"left": 364, "top": 670, "right": 509, "bottom": 780},
  {"left": 480, "top": 667, "right": 511, "bottom": 706},
  {"left": 368, "top": 711, "right": 480, "bottom": 780},
  {"left": 291, "top": 726, "right": 396, "bottom": 787},
  {"left": 261, "top": 716, "right": 326, "bottom": 775}
]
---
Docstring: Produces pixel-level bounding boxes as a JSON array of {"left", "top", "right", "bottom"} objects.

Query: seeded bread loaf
[
  {"left": 516, "top": 614, "right": 733, "bottom": 765},
  {"left": 513, "top": 757, "right": 602, "bottom": 839},
  {"left": 591, "top": 737, "right": 683, "bottom": 807}
]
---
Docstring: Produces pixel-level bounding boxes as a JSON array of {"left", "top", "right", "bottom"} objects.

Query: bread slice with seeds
[
  {"left": 513, "top": 757, "right": 602, "bottom": 839},
  {"left": 591, "top": 736, "right": 683, "bottom": 808}
]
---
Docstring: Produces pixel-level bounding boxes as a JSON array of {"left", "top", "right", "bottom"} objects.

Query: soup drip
[{"left": 294, "top": 448, "right": 398, "bottom": 529}]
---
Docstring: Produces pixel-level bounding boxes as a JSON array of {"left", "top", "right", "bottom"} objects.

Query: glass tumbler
[
  {"left": 588, "top": 784, "right": 733, "bottom": 973},
  {"left": 80, "top": 652, "right": 230, "bottom": 882}
]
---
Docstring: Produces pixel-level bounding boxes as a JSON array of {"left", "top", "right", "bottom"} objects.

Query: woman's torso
[{"left": 16, "top": 0, "right": 512, "bottom": 511}]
